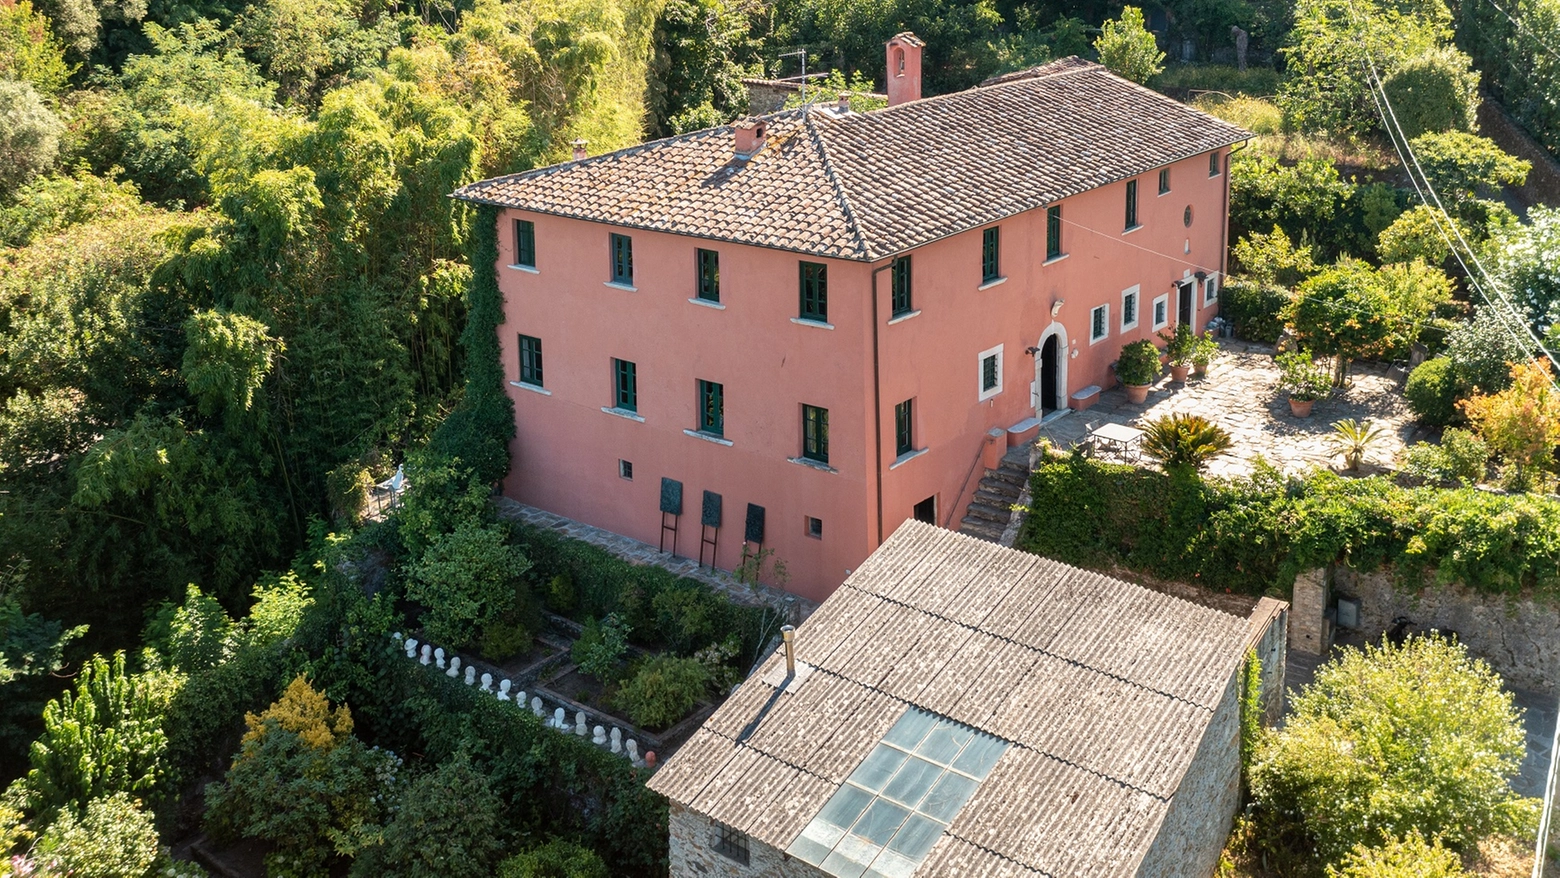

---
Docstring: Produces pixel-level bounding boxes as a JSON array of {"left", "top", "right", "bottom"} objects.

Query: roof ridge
[{"left": 803, "top": 109, "right": 872, "bottom": 261}]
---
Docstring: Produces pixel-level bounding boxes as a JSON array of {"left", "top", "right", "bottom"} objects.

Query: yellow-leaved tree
[{"left": 1461, "top": 359, "right": 1560, "bottom": 491}]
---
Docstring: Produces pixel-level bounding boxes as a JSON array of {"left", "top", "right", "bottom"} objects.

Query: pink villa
[{"left": 452, "top": 39, "right": 1249, "bottom": 602}]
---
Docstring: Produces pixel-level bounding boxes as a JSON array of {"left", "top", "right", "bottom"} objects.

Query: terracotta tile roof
[
  {"left": 647, "top": 522, "right": 1253, "bottom": 875},
  {"left": 452, "top": 59, "right": 1250, "bottom": 262}
]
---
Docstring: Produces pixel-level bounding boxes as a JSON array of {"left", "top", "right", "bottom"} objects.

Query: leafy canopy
[{"left": 1094, "top": 6, "right": 1164, "bottom": 84}]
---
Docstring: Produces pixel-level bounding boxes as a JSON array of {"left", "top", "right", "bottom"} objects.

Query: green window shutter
[
  {"left": 697, "top": 249, "right": 720, "bottom": 301},
  {"left": 515, "top": 219, "right": 536, "bottom": 267},
  {"left": 891, "top": 256, "right": 912, "bottom": 317},
  {"left": 981, "top": 227, "right": 1000, "bottom": 282},
  {"left": 1046, "top": 206, "right": 1062, "bottom": 259},
  {"left": 519, "top": 334, "right": 543, "bottom": 386},
  {"left": 610, "top": 234, "right": 633, "bottom": 284},
  {"left": 1158, "top": 168, "right": 1170, "bottom": 195},
  {"left": 802, "top": 404, "right": 829, "bottom": 463},
  {"left": 894, "top": 399, "right": 913, "bottom": 456},
  {"left": 800, "top": 262, "right": 828, "bottom": 321},
  {"left": 1125, "top": 180, "right": 1138, "bottom": 229},
  {"left": 614, "top": 359, "right": 637, "bottom": 411},
  {"left": 1210, "top": 151, "right": 1220, "bottom": 176}
]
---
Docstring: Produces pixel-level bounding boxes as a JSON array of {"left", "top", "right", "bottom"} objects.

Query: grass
[{"left": 1191, "top": 93, "right": 1400, "bottom": 173}]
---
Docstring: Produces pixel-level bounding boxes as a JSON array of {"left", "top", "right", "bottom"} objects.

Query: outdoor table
[{"left": 1089, "top": 422, "right": 1146, "bottom": 461}]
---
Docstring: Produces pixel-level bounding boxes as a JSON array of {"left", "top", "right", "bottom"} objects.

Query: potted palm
[
  {"left": 1190, "top": 332, "right": 1219, "bottom": 378},
  {"left": 1140, "top": 413, "right": 1234, "bottom": 472},
  {"left": 1276, "top": 350, "right": 1332, "bottom": 418},
  {"left": 1115, "top": 339, "right": 1162, "bottom": 404},
  {"left": 1158, "top": 324, "right": 1196, "bottom": 382}
]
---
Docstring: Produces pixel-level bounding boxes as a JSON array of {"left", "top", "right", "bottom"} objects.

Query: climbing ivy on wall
[{"left": 431, "top": 205, "right": 515, "bottom": 486}]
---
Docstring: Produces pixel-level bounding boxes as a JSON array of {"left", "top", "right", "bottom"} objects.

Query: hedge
[
  {"left": 511, "top": 523, "right": 777, "bottom": 664},
  {"left": 1017, "top": 453, "right": 1560, "bottom": 596},
  {"left": 1220, "top": 278, "right": 1290, "bottom": 343}
]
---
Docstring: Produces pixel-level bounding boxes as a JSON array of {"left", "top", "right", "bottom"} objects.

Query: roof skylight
[{"left": 786, "top": 708, "right": 1009, "bottom": 878}]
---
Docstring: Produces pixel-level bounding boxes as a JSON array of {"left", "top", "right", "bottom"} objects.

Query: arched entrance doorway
[{"left": 1034, "top": 322, "right": 1068, "bottom": 417}]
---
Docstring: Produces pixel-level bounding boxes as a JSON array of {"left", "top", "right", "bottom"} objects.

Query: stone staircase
[{"left": 958, "top": 445, "right": 1031, "bottom": 543}]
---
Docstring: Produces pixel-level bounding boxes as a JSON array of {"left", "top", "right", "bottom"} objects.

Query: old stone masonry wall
[
  {"left": 668, "top": 804, "right": 829, "bottom": 878},
  {"left": 1330, "top": 566, "right": 1560, "bottom": 695}
]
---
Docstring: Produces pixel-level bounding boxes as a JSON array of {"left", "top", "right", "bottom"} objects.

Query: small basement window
[{"left": 713, "top": 822, "right": 749, "bottom": 866}]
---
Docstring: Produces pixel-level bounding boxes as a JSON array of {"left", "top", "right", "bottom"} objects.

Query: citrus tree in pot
[
  {"left": 1116, "top": 339, "right": 1162, "bottom": 403},
  {"left": 1158, "top": 323, "right": 1197, "bottom": 381},
  {"left": 1276, "top": 350, "right": 1332, "bottom": 417},
  {"left": 1191, "top": 332, "right": 1220, "bottom": 377}
]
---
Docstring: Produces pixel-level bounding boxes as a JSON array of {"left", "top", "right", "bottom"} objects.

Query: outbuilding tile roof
[
  {"left": 647, "top": 521, "right": 1253, "bottom": 876},
  {"left": 452, "top": 59, "right": 1249, "bottom": 262}
]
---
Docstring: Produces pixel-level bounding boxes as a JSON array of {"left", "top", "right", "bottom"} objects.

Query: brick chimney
[
  {"left": 571, "top": 139, "right": 588, "bottom": 161},
  {"left": 734, "top": 118, "right": 768, "bottom": 158},
  {"left": 886, "top": 32, "right": 924, "bottom": 106}
]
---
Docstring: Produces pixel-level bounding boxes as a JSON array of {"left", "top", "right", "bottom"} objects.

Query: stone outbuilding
[{"left": 648, "top": 521, "right": 1287, "bottom": 877}]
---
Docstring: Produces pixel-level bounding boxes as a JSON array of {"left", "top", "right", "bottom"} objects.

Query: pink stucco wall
[{"left": 494, "top": 148, "right": 1232, "bottom": 600}]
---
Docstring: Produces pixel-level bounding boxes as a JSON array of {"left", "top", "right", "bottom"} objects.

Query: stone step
[
  {"left": 973, "top": 487, "right": 1019, "bottom": 508},
  {"left": 984, "top": 466, "right": 1028, "bottom": 488},
  {"left": 963, "top": 501, "right": 1010, "bottom": 524},
  {"left": 958, "top": 518, "right": 1006, "bottom": 541}
]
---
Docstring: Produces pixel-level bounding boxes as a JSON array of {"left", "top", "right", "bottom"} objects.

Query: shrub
[
  {"left": 34, "top": 793, "right": 160, "bottom": 878},
  {"left": 1460, "top": 360, "right": 1560, "bottom": 491},
  {"left": 571, "top": 614, "right": 629, "bottom": 680},
  {"left": 1157, "top": 323, "right": 1197, "bottom": 367},
  {"left": 1251, "top": 638, "right": 1533, "bottom": 863},
  {"left": 204, "top": 676, "right": 401, "bottom": 874},
  {"left": 1220, "top": 278, "right": 1290, "bottom": 343},
  {"left": 1377, "top": 204, "right": 1461, "bottom": 265},
  {"left": 1380, "top": 47, "right": 1480, "bottom": 141},
  {"left": 1094, "top": 6, "right": 1163, "bottom": 84},
  {"left": 497, "top": 839, "right": 610, "bottom": 878},
  {"left": 1328, "top": 832, "right": 1467, "bottom": 877},
  {"left": 1409, "top": 131, "right": 1530, "bottom": 206},
  {"left": 168, "top": 584, "right": 234, "bottom": 673},
  {"left": 544, "top": 573, "right": 576, "bottom": 614},
  {"left": 1400, "top": 428, "right": 1488, "bottom": 487},
  {"left": 1229, "top": 153, "right": 1354, "bottom": 259},
  {"left": 1446, "top": 308, "right": 1531, "bottom": 396},
  {"left": 1487, "top": 206, "right": 1560, "bottom": 337},
  {"left": 650, "top": 585, "right": 724, "bottom": 656},
  {"left": 1115, "top": 339, "right": 1162, "bottom": 386},
  {"left": 1139, "top": 414, "right": 1232, "bottom": 472},
  {"left": 1187, "top": 92, "right": 1283, "bottom": 133},
  {"left": 1328, "top": 418, "right": 1387, "bottom": 471},
  {"left": 480, "top": 618, "right": 534, "bottom": 662},
  {"left": 1276, "top": 351, "right": 1333, "bottom": 402},
  {"left": 406, "top": 520, "right": 532, "bottom": 649},
  {"left": 1231, "top": 226, "right": 1316, "bottom": 287},
  {"left": 1404, "top": 357, "right": 1459, "bottom": 426},
  {"left": 614, "top": 656, "right": 710, "bottom": 730},
  {"left": 350, "top": 757, "right": 502, "bottom": 878}
]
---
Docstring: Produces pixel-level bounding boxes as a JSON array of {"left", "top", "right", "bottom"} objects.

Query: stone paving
[
  {"left": 495, "top": 497, "right": 817, "bottom": 623},
  {"left": 1038, "top": 339, "right": 1429, "bottom": 478}
]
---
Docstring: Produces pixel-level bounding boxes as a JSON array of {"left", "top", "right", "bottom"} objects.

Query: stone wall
[
  {"left": 1329, "top": 566, "right": 1560, "bottom": 695},
  {"left": 669, "top": 803, "right": 828, "bottom": 878},
  {"left": 1244, "top": 597, "right": 1289, "bottom": 727},
  {"left": 1135, "top": 671, "right": 1243, "bottom": 878}
]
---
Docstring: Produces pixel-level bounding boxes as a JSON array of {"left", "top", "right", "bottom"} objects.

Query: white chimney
[
  {"left": 781, "top": 624, "right": 796, "bottom": 676},
  {"left": 571, "top": 139, "right": 588, "bottom": 161},
  {"left": 734, "top": 119, "right": 768, "bottom": 158}
]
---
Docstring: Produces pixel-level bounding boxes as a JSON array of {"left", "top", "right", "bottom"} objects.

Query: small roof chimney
[
  {"left": 571, "top": 139, "right": 588, "bottom": 161},
  {"left": 734, "top": 118, "right": 768, "bottom": 159},
  {"left": 781, "top": 624, "right": 796, "bottom": 676},
  {"left": 886, "top": 32, "right": 924, "bottom": 107},
  {"left": 836, "top": 92, "right": 851, "bottom": 113}
]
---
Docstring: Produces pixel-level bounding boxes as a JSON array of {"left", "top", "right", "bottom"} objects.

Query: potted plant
[
  {"left": 1140, "top": 413, "right": 1234, "bottom": 472},
  {"left": 1328, "top": 418, "right": 1386, "bottom": 472},
  {"left": 1276, "top": 350, "right": 1332, "bottom": 418},
  {"left": 1190, "top": 332, "right": 1219, "bottom": 378},
  {"left": 1115, "top": 339, "right": 1162, "bottom": 404},
  {"left": 1158, "top": 323, "right": 1196, "bottom": 382}
]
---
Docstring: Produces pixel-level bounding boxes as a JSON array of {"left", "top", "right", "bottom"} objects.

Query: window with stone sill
[{"left": 713, "top": 822, "right": 749, "bottom": 865}]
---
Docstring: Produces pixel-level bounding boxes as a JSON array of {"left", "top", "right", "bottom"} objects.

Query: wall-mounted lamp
[
  {"left": 1024, "top": 346, "right": 1040, "bottom": 356},
  {"left": 1050, "top": 299, "right": 1065, "bottom": 318},
  {"left": 1194, "top": 270, "right": 1208, "bottom": 281}
]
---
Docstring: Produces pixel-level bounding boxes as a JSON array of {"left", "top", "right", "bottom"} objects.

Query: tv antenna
[{"left": 777, "top": 48, "right": 814, "bottom": 104}]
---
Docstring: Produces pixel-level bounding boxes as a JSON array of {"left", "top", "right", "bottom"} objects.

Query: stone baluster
[
  {"left": 516, "top": 690, "right": 527, "bottom": 708},
  {"left": 391, "top": 631, "right": 402, "bottom": 644},
  {"left": 553, "top": 707, "right": 566, "bottom": 730},
  {"left": 626, "top": 739, "right": 643, "bottom": 767}
]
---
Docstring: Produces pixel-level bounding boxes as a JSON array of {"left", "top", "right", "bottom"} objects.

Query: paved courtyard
[{"left": 1038, "top": 339, "right": 1429, "bottom": 478}]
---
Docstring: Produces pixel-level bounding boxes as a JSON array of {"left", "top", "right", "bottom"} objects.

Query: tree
[
  {"left": 1250, "top": 637, "right": 1533, "bottom": 863},
  {"left": 1376, "top": 204, "right": 1466, "bottom": 265},
  {"left": 1228, "top": 154, "right": 1355, "bottom": 260},
  {"left": 0, "top": 79, "right": 63, "bottom": 196},
  {"left": 1460, "top": 359, "right": 1560, "bottom": 491},
  {"left": 405, "top": 520, "right": 531, "bottom": 648},
  {"left": 782, "top": 69, "right": 886, "bottom": 114},
  {"left": 1232, "top": 226, "right": 1317, "bottom": 287},
  {"left": 1446, "top": 307, "right": 1532, "bottom": 396},
  {"left": 23, "top": 652, "right": 174, "bottom": 815},
  {"left": 1094, "top": 6, "right": 1164, "bottom": 83},
  {"left": 1285, "top": 260, "right": 1397, "bottom": 384},
  {"left": 34, "top": 793, "right": 160, "bottom": 878},
  {"left": 644, "top": 0, "right": 757, "bottom": 138},
  {"left": 204, "top": 676, "right": 400, "bottom": 875},
  {"left": 166, "top": 584, "right": 234, "bottom": 673},
  {"left": 1409, "top": 131, "right": 1530, "bottom": 207},
  {"left": 0, "top": 0, "right": 72, "bottom": 95},
  {"left": 1487, "top": 206, "right": 1560, "bottom": 339},
  {"left": 1380, "top": 47, "right": 1479, "bottom": 141},
  {"left": 350, "top": 757, "right": 503, "bottom": 878}
]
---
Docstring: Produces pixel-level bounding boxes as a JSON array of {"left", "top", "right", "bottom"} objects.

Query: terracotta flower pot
[
  {"left": 1125, "top": 383, "right": 1150, "bottom": 404},
  {"left": 1170, "top": 364, "right": 1191, "bottom": 382},
  {"left": 1193, "top": 362, "right": 1209, "bottom": 378},
  {"left": 1289, "top": 398, "right": 1315, "bottom": 418}
]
